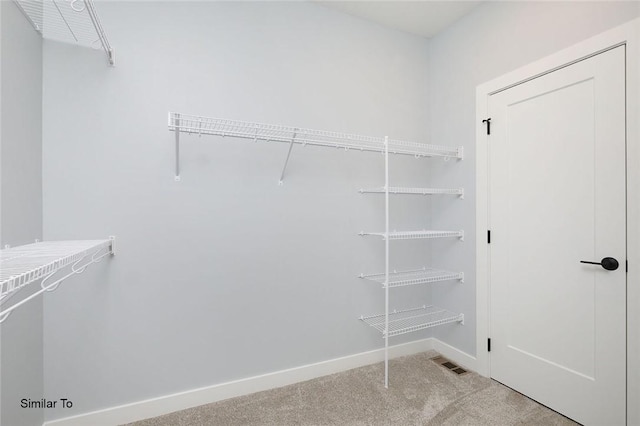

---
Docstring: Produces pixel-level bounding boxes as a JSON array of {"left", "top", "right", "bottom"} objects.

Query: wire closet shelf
[
  {"left": 0, "top": 238, "right": 114, "bottom": 323},
  {"left": 360, "top": 305, "right": 464, "bottom": 338},
  {"left": 360, "top": 267, "right": 464, "bottom": 288},
  {"left": 359, "top": 230, "right": 464, "bottom": 241},
  {"left": 168, "top": 112, "right": 463, "bottom": 158},
  {"left": 13, "top": 0, "right": 114, "bottom": 65},
  {"left": 359, "top": 187, "right": 464, "bottom": 198}
]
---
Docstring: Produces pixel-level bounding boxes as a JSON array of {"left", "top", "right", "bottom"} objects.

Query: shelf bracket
[
  {"left": 85, "top": 0, "right": 115, "bottom": 66},
  {"left": 278, "top": 130, "right": 297, "bottom": 186},
  {"left": 174, "top": 113, "right": 181, "bottom": 181},
  {"left": 109, "top": 236, "right": 116, "bottom": 255}
]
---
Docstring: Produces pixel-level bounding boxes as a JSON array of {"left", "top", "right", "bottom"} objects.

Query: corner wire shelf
[
  {"left": 359, "top": 187, "right": 464, "bottom": 199},
  {"left": 359, "top": 230, "right": 464, "bottom": 241},
  {"left": 13, "top": 0, "right": 114, "bottom": 65},
  {"left": 0, "top": 238, "right": 115, "bottom": 323},
  {"left": 360, "top": 267, "right": 464, "bottom": 289},
  {"left": 168, "top": 112, "right": 463, "bottom": 182},
  {"left": 360, "top": 305, "right": 464, "bottom": 338}
]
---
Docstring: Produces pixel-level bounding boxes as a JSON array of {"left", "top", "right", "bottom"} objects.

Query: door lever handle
[{"left": 580, "top": 257, "right": 619, "bottom": 271}]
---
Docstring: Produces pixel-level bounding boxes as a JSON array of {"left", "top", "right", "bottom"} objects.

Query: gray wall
[
  {"left": 428, "top": 1, "right": 640, "bottom": 355},
  {"left": 40, "top": 0, "right": 640, "bottom": 421},
  {"left": 41, "top": 1, "right": 436, "bottom": 420},
  {"left": 0, "top": 1, "right": 44, "bottom": 426}
]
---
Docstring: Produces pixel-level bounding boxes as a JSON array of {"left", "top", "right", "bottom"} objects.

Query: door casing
[{"left": 475, "top": 18, "right": 640, "bottom": 425}]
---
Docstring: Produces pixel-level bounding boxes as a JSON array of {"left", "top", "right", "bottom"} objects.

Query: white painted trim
[
  {"left": 475, "top": 17, "right": 640, "bottom": 426},
  {"left": 623, "top": 19, "right": 640, "bottom": 426},
  {"left": 430, "top": 338, "right": 478, "bottom": 372},
  {"left": 475, "top": 84, "right": 490, "bottom": 378},
  {"left": 43, "top": 338, "right": 435, "bottom": 426}
]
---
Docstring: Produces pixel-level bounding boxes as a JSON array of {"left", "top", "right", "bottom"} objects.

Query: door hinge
[
  {"left": 488, "top": 338, "right": 491, "bottom": 352},
  {"left": 487, "top": 230, "right": 491, "bottom": 244},
  {"left": 626, "top": 260, "right": 628, "bottom": 273},
  {"left": 482, "top": 118, "right": 492, "bottom": 135}
]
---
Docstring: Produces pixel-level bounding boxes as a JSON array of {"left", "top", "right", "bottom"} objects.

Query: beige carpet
[{"left": 125, "top": 351, "right": 579, "bottom": 426}]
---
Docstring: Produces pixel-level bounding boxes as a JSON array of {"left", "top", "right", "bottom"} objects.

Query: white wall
[
  {"left": 41, "top": 1, "right": 439, "bottom": 420},
  {"left": 428, "top": 1, "right": 640, "bottom": 355},
  {"left": 0, "top": 2, "right": 44, "bottom": 426}
]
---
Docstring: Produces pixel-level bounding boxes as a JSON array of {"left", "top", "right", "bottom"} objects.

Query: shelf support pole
[
  {"left": 278, "top": 130, "right": 297, "bottom": 186},
  {"left": 174, "top": 113, "right": 181, "bottom": 181},
  {"left": 384, "top": 135, "right": 390, "bottom": 388}
]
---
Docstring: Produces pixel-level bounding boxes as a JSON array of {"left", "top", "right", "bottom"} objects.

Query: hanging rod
[
  {"left": 13, "top": 0, "right": 114, "bottom": 65},
  {"left": 0, "top": 237, "right": 115, "bottom": 323},
  {"left": 168, "top": 112, "right": 464, "bottom": 182}
]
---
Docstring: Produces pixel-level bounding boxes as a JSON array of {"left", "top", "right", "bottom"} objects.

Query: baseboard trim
[
  {"left": 430, "top": 338, "right": 479, "bottom": 373},
  {"left": 44, "top": 338, "right": 445, "bottom": 426}
]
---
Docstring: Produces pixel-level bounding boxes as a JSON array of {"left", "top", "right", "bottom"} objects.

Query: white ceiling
[{"left": 315, "top": 1, "right": 483, "bottom": 39}]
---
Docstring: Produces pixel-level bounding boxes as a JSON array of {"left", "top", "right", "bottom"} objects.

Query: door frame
[{"left": 476, "top": 18, "right": 640, "bottom": 425}]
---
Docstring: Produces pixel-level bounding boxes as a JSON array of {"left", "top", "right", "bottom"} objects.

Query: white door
[{"left": 489, "top": 46, "right": 626, "bottom": 425}]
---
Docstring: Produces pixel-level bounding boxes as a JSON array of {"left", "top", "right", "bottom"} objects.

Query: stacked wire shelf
[
  {"left": 359, "top": 142, "right": 464, "bottom": 387},
  {"left": 360, "top": 268, "right": 464, "bottom": 288},
  {"left": 359, "top": 230, "right": 464, "bottom": 240},
  {"left": 359, "top": 187, "right": 464, "bottom": 198},
  {"left": 360, "top": 306, "right": 464, "bottom": 337}
]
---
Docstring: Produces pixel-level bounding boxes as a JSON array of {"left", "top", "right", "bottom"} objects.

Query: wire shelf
[
  {"left": 0, "top": 239, "right": 113, "bottom": 303},
  {"left": 360, "top": 305, "right": 464, "bottom": 337},
  {"left": 360, "top": 267, "right": 464, "bottom": 288},
  {"left": 168, "top": 112, "right": 463, "bottom": 159},
  {"left": 359, "top": 230, "right": 464, "bottom": 241},
  {"left": 13, "top": 0, "right": 114, "bottom": 65},
  {"left": 359, "top": 187, "right": 464, "bottom": 197}
]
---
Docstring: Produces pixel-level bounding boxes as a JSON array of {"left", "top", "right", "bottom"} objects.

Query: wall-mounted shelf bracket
[
  {"left": 174, "top": 113, "right": 181, "bottom": 181},
  {"left": 278, "top": 130, "right": 298, "bottom": 185}
]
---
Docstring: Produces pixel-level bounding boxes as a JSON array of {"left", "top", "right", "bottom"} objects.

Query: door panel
[{"left": 489, "top": 46, "right": 626, "bottom": 425}]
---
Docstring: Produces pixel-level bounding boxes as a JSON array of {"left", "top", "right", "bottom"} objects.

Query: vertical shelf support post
[{"left": 384, "top": 135, "right": 390, "bottom": 388}]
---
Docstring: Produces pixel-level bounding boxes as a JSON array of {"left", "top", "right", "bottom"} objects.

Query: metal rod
[
  {"left": 278, "top": 131, "right": 297, "bottom": 185},
  {"left": 384, "top": 135, "right": 390, "bottom": 388},
  {"left": 84, "top": 0, "right": 114, "bottom": 65},
  {"left": 175, "top": 113, "right": 181, "bottom": 181}
]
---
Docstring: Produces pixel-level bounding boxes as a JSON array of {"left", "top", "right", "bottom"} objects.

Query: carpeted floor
[{"left": 125, "top": 351, "right": 579, "bottom": 426}]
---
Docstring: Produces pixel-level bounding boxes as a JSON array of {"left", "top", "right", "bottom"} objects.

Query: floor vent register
[{"left": 430, "top": 355, "right": 468, "bottom": 375}]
